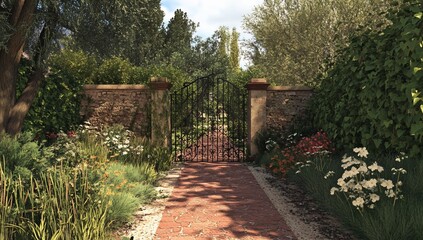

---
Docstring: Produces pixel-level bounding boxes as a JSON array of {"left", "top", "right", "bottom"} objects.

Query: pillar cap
[
  {"left": 246, "top": 78, "right": 270, "bottom": 90},
  {"left": 150, "top": 77, "right": 172, "bottom": 90}
]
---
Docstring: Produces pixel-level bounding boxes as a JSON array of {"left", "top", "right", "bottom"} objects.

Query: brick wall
[
  {"left": 266, "top": 86, "right": 313, "bottom": 134},
  {"left": 80, "top": 85, "right": 150, "bottom": 136}
]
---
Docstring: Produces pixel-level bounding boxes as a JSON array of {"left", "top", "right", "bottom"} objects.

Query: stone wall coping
[
  {"left": 267, "top": 86, "right": 313, "bottom": 91},
  {"left": 83, "top": 84, "right": 149, "bottom": 90},
  {"left": 246, "top": 82, "right": 271, "bottom": 90},
  {"left": 149, "top": 81, "right": 172, "bottom": 90}
]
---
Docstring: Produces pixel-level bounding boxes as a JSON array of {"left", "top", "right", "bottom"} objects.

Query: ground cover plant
[{"left": 0, "top": 124, "right": 172, "bottom": 240}]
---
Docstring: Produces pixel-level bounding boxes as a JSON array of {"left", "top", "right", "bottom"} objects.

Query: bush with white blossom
[{"left": 328, "top": 147, "right": 406, "bottom": 211}]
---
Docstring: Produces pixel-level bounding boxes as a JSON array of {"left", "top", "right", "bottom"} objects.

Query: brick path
[{"left": 154, "top": 163, "right": 297, "bottom": 240}]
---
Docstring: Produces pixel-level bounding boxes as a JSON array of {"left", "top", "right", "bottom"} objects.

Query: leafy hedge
[
  {"left": 313, "top": 1, "right": 423, "bottom": 156},
  {"left": 18, "top": 51, "right": 89, "bottom": 134}
]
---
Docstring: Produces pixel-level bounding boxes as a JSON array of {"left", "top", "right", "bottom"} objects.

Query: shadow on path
[{"left": 154, "top": 162, "right": 296, "bottom": 240}]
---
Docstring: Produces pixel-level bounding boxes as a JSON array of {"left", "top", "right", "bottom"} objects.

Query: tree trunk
[
  {"left": 0, "top": 52, "right": 19, "bottom": 133},
  {"left": 0, "top": 0, "right": 37, "bottom": 136},
  {"left": 6, "top": 69, "right": 44, "bottom": 135}
]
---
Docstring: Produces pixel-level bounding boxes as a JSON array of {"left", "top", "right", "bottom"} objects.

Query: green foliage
[
  {"left": 163, "top": 9, "right": 197, "bottom": 60},
  {"left": 0, "top": 164, "right": 110, "bottom": 240},
  {"left": 313, "top": 1, "right": 423, "bottom": 156},
  {"left": 103, "top": 162, "right": 157, "bottom": 224},
  {"left": 0, "top": 125, "right": 169, "bottom": 238},
  {"left": 0, "top": 132, "right": 49, "bottom": 180},
  {"left": 88, "top": 57, "right": 137, "bottom": 84},
  {"left": 244, "top": 0, "right": 392, "bottom": 86},
  {"left": 289, "top": 152, "right": 423, "bottom": 240},
  {"left": 17, "top": 50, "right": 91, "bottom": 134},
  {"left": 229, "top": 28, "right": 240, "bottom": 71},
  {"left": 71, "top": 0, "right": 164, "bottom": 65},
  {"left": 99, "top": 124, "right": 173, "bottom": 175}
]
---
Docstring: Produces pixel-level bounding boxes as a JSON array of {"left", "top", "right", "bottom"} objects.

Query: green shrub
[
  {"left": 18, "top": 50, "right": 91, "bottom": 134},
  {"left": 313, "top": 1, "right": 423, "bottom": 156},
  {"left": 89, "top": 56, "right": 134, "bottom": 84},
  {"left": 0, "top": 132, "right": 49, "bottom": 180}
]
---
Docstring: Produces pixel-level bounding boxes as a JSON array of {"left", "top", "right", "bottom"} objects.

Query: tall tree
[
  {"left": 229, "top": 27, "right": 240, "bottom": 71},
  {"left": 71, "top": 0, "right": 164, "bottom": 65},
  {"left": 163, "top": 9, "right": 197, "bottom": 59},
  {"left": 243, "top": 0, "right": 392, "bottom": 86},
  {"left": 217, "top": 26, "right": 230, "bottom": 57},
  {"left": 0, "top": 0, "right": 61, "bottom": 135}
]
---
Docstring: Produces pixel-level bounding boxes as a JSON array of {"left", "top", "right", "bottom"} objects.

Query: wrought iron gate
[{"left": 171, "top": 75, "right": 247, "bottom": 162}]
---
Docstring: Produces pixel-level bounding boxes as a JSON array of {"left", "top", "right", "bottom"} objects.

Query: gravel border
[
  {"left": 117, "top": 163, "right": 184, "bottom": 240},
  {"left": 248, "top": 165, "right": 326, "bottom": 240}
]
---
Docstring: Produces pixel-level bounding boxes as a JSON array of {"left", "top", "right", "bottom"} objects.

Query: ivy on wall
[{"left": 313, "top": 1, "right": 423, "bottom": 156}]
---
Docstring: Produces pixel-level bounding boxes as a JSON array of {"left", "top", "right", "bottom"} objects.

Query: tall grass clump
[
  {"left": 0, "top": 163, "right": 110, "bottom": 240},
  {"left": 102, "top": 161, "right": 157, "bottom": 224}
]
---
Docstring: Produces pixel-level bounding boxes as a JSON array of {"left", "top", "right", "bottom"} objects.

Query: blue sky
[{"left": 161, "top": 0, "right": 263, "bottom": 67}]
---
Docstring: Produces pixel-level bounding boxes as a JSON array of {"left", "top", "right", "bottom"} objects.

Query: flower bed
[
  {"left": 0, "top": 124, "right": 173, "bottom": 240},
  {"left": 256, "top": 130, "right": 423, "bottom": 239}
]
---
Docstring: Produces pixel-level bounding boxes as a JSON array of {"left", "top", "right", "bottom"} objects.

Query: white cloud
[
  {"left": 161, "top": 0, "right": 263, "bottom": 68},
  {"left": 162, "top": 0, "right": 261, "bottom": 37}
]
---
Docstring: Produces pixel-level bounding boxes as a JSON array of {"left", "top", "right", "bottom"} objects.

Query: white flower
[
  {"left": 354, "top": 184, "right": 363, "bottom": 191},
  {"left": 362, "top": 179, "right": 378, "bottom": 190},
  {"left": 368, "top": 162, "right": 384, "bottom": 173},
  {"left": 124, "top": 139, "right": 130, "bottom": 144},
  {"left": 352, "top": 197, "right": 365, "bottom": 208},
  {"left": 380, "top": 179, "right": 394, "bottom": 189},
  {"left": 353, "top": 147, "right": 369, "bottom": 158},
  {"left": 330, "top": 187, "right": 338, "bottom": 195},
  {"left": 369, "top": 194, "right": 380, "bottom": 203},
  {"left": 341, "top": 156, "right": 352, "bottom": 163},
  {"left": 342, "top": 167, "right": 359, "bottom": 179},
  {"left": 337, "top": 178, "right": 346, "bottom": 187},
  {"left": 385, "top": 189, "right": 396, "bottom": 198},
  {"left": 122, "top": 151, "right": 128, "bottom": 155},
  {"left": 391, "top": 168, "right": 407, "bottom": 174},
  {"left": 324, "top": 171, "right": 335, "bottom": 179},
  {"left": 357, "top": 165, "right": 368, "bottom": 173}
]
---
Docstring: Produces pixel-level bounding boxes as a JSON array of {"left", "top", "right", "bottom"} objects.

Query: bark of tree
[{"left": 0, "top": 0, "right": 40, "bottom": 136}]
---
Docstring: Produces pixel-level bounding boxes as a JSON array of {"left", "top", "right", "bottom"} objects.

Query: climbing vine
[{"left": 313, "top": 1, "right": 423, "bottom": 156}]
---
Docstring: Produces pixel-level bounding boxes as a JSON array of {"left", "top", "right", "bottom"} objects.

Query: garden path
[{"left": 154, "top": 162, "right": 296, "bottom": 240}]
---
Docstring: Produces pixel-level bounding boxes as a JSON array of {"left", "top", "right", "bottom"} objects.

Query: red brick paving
[{"left": 154, "top": 163, "right": 297, "bottom": 240}]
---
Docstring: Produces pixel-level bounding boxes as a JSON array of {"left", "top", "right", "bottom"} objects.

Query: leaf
[
  {"left": 373, "top": 139, "right": 382, "bottom": 148},
  {"left": 410, "top": 123, "right": 423, "bottom": 135}
]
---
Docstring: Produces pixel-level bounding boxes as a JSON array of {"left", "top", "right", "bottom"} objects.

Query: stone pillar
[
  {"left": 246, "top": 78, "right": 270, "bottom": 157},
  {"left": 150, "top": 77, "right": 172, "bottom": 147}
]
